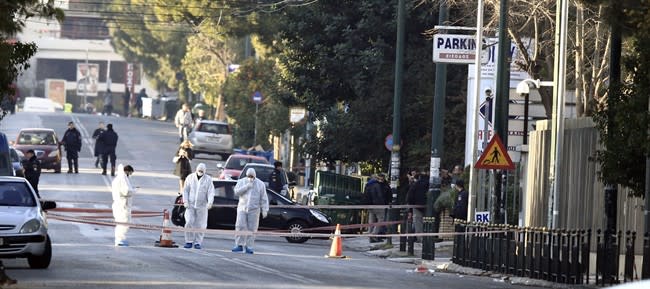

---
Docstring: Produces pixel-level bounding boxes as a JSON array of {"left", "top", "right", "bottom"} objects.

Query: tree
[
  {"left": 105, "top": 0, "right": 191, "bottom": 98},
  {"left": 254, "top": 0, "right": 471, "bottom": 171},
  {"left": 221, "top": 58, "right": 291, "bottom": 149},
  {"left": 0, "top": 0, "right": 63, "bottom": 121},
  {"left": 587, "top": 0, "right": 650, "bottom": 197}
]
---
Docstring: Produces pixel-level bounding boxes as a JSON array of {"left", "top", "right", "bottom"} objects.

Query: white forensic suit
[
  {"left": 182, "top": 163, "right": 215, "bottom": 246},
  {"left": 233, "top": 168, "right": 269, "bottom": 250},
  {"left": 112, "top": 164, "right": 136, "bottom": 246}
]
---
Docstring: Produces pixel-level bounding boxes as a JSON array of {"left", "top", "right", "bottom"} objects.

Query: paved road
[{"left": 0, "top": 112, "right": 544, "bottom": 289}]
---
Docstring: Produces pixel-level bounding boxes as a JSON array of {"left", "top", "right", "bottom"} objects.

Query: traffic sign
[
  {"left": 475, "top": 134, "right": 515, "bottom": 170},
  {"left": 478, "top": 97, "right": 493, "bottom": 127},
  {"left": 385, "top": 134, "right": 393, "bottom": 151},
  {"left": 252, "top": 91, "right": 263, "bottom": 104}
]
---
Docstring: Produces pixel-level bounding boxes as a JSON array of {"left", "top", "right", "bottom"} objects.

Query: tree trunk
[{"left": 575, "top": 1, "right": 585, "bottom": 117}]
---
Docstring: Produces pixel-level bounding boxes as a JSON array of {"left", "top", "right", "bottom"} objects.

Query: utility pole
[
  {"left": 467, "top": 0, "right": 486, "bottom": 224},
  {"left": 424, "top": 0, "right": 448, "bottom": 261},
  {"left": 388, "top": 0, "right": 406, "bottom": 246},
  {"left": 493, "top": 0, "right": 511, "bottom": 224}
]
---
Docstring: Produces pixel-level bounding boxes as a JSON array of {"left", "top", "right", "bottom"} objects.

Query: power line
[{"left": 26, "top": 19, "right": 197, "bottom": 34}]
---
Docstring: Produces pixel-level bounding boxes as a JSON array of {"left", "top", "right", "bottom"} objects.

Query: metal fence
[{"left": 452, "top": 223, "right": 650, "bottom": 285}]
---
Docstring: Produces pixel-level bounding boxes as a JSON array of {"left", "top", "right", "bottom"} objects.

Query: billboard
[
  {"left": 45, "top": 79, "right": 66, "bottom": 107},
  {"left": 76, "top": 63, "right": 99, "bottom": 97}
]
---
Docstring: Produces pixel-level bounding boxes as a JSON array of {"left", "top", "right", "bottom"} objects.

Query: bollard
[
  {"left": 407, "top": 210, "right": 414, "bottom": 256},
  {"left": 422, "top": 217, "right": 434, "bottom": 260},
  {"left": 399, "top": 209, "right": 407, "bottom": 252}
]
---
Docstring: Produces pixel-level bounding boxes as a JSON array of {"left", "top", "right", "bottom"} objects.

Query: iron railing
[{"left": 452, "top": 223, "right": 650, "bottom": 285}]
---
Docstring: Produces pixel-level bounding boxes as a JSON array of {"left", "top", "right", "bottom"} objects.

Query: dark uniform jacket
[
  {"left": 451, "top": 188, "right": 468, "bottom": 220},
  {"left": 92, "top": 128, "right": 105, "bottom": 156},
  {"left": 61, "top": 128, "right": 82, "bottom": 158},
  {"left": 97, "top": 128, "right": 118, "bottom": 155},
  {"left": 22, "top": 155, "right": 41, "bottom": 197},
  {"left": 269, "top": 168, "right": 286, "bottom": 193},
  {"left": 407, "top": 177, "right": 429, "bottom": 207}
]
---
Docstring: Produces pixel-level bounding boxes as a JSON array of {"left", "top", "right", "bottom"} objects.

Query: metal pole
[
  {"left": 425, "top": 0, "right": 449, "bottom": 260},
  {"left": 468, "top": 0, "right": 485, "bottom": 223},
  {"left": 548, "top": 0, "right": 569, "bottom": 229},
  {"left": 494, "top": 0, "right": 511, "bottom": 225},
  {"left": 84, "top": 48, "right": 89, "bottom": 111},
  {"left": 523, "top": 93, "right": 529, "bottom": 145},
  {"left": 254, "top": 103, "right": 258, "bottom": 147},
  {"left": 388, "top": 0, "right": 406, "bottom": 246}
]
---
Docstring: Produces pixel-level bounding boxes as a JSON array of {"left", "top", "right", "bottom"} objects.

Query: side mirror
[{"left": 40, "top": 201, "right": 57, "bottom": 211}]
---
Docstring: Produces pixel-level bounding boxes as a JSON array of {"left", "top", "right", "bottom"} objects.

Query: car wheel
[
  {"left": 28, "top": 235, "right": 52, "bottom": 269},
  {"left": 285, "top": 220, "right": 309, "bottom": 243}
]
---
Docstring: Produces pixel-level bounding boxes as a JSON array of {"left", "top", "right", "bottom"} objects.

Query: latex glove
[
  {"left": 262, "top": 211, "right": 268, "bottom": 219},
  {"left": 207, "top": 203, "right": 213, "bottom": 210},
  {"left": 183, "top": 202, "right": 189, "bottom": 208}
]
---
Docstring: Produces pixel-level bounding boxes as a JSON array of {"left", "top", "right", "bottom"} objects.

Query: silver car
[
  {"left": 0, "top": 177, "right": 55, "bottom": 269},
  {"left": 188, "top": 120, "right": 233, "bottom": 159}
]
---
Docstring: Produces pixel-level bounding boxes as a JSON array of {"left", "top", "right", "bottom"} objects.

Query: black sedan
[{"left": 173, "top": 180, "right": 332, "bottom": 243}]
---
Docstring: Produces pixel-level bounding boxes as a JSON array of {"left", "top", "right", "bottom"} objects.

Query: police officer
[{"left": 22, "top": 149, "right": 41, "bottom": 198}]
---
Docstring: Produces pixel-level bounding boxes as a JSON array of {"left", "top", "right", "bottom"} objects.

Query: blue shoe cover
[
  {"left": 231, "top": 245, "right": 244, "bottom": 252},
  {"left": 245, "top": 247, "right": 254, "bottom": 254},
  {"left": 184, "top": 242, "right": 193, "bottom": 249},
  {"left": 194, "top": 243, "right": 202, "bottom": 249}
]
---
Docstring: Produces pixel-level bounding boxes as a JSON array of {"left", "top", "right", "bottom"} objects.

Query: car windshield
[
  {"left": 240, "top": 166, "right": 274, "bottom": 183},
  {"left": 0, "top": 182, "right": 36, "bottom": 207},
  {"left": 225, "top": 157, "right": 267, "bottom": 170},
  {"left": 196, "top": 123, "right": 229, "bottom": 134},
  {"left": 17, "top": 131, "right": 57, "bottom": 145}
]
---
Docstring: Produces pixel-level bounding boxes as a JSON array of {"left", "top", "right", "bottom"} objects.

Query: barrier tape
[
  {"left": 42, "top": 198, "right": 425, "bottom": 210},
  {"left": 50, "top": 207, "right": 162, "bottom": 214},
  {"left": 48, "top": 212, "right": 506, "bottom": 239}
]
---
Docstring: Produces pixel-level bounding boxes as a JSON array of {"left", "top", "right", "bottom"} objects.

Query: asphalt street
[{"left": 0, "top": 112, "right": 546, "bottom": 289}]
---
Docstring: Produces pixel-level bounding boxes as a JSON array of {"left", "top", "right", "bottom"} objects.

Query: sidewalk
[{"left": 343, "top": 236, "right": 594, "bottom": 289}]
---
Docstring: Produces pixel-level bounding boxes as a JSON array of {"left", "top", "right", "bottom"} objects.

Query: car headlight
[
  {"left": 20, "top": 219, "right": 42, "bottom": 233},
  {"left": 310, "top": 209, "right": 329, "bottom": 223},
  {"left": 48, "top": 150, "right": 58, "bottom": 157}
]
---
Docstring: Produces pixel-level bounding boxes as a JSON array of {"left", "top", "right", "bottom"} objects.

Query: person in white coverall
[
  {"left": 182, "top": 163, "right": 215, "bottom": 249},
  {"left": 232, "top": 168, "right": 269, "bottom": 254},
  {"left": 112, "top": 164, "right": 135, "bottom": 246}
]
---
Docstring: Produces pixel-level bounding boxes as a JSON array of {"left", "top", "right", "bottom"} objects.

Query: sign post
[{"left": 252, "top": 91, "right": 263, "bottom": 146}]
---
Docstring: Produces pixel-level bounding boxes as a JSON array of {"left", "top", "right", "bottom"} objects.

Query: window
[
  {"left": 17, "top": 132, "right": 57, "bottom": 145},
  {"left": 214, "top": 182, "right": 236, "bottom": 199},
  {"left": 197, "top": 123, "right": 229, "bottom": 134},
  {"left": 0, "top": 182, "right": 36, "bottom": 207}
]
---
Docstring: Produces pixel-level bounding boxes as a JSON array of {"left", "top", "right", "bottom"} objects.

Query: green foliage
[
  {"left": 255, "top": 0, "right": 467, "bottom": 170},
  {"left": 105, "top": 0, "right": 191, "bottom": 95},
  {"left": 0, "top": 0, "right": 63, "bottom": 120},
  {"left": 222, "top": 58, "right": 291, "bottom": 149},
  {"left": 592, "top": 0, "right": 650, "bottom": 197}
]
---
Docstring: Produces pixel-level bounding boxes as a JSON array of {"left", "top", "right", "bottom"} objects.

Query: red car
[
  {"left": 218, "top": 154, "right": 269, "bottom": 179},
  {"left": 13, "top": 128, "right": 62, "bottom": 173}
]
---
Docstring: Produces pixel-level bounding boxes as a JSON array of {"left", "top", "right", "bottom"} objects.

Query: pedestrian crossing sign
[{"left": 475, "top": 134, "right": 515, "bottom": 170}]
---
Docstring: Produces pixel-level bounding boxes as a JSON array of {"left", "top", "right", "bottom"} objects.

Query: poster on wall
[
  {"left": 76, "top": 63, "right": 99, "bottom": 97},
  {"left": 45, "top": 79, "right": 66, "bottom": 107}
]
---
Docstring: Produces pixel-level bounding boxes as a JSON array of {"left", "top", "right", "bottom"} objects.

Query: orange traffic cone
[
  {"left": 325, "top": 224, "right": 346, "bottom": 258},
  {"left": 155, "top": 209, "right": 177, "bottom": 248}
]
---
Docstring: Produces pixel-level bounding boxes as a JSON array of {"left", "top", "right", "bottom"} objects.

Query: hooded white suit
[
  {"left": 233, "top": 168, "right": 269, "bottom": 249},
  {"left": 182, "top": 163, "right": 215, "bottom": 245},
  {"left": 112, "top": 164, "right": 136, "bottom": 245}
]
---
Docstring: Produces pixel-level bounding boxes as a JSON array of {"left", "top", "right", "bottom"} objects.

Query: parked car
[
  {"left": 188, "top": 120, "right": 233, "bottom": 159},
  {"left": 13, "top": 128, "right": 61, "bottom": 173},
  {"left": 0, "top": 176, "right": 56, "bottom": 268},
  {"left": 173, "top": 179, "right": 332, "bottom": 243},
  {"left": 0, "top": 133, "right": 14, "bottom": 176},
  {"left": 219, "top": 154, "right": 269, "bottom": 180},
  {"left": 9, "top": 147, "right": 24, "bottom": 177},
  {"left": 238, "top": 163, "right": 294, "bottom": 196}
]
